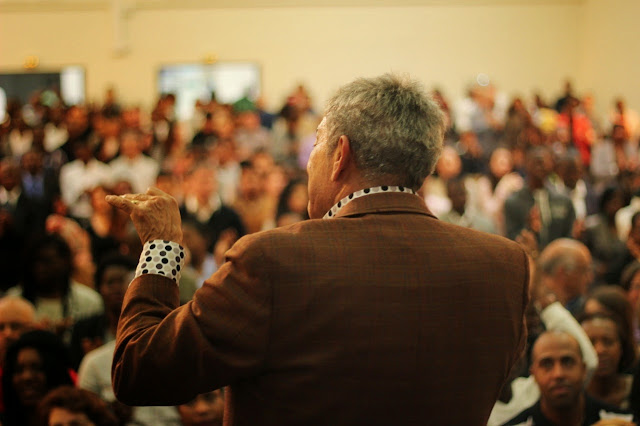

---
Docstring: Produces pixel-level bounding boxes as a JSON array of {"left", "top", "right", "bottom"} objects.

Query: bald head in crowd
[
  {"left": 0, "top": 296, "right": 36, "bottom": 366},
  {"left": 530, "top": 331, "right": 585, "bottom": 413},
  {"left": 537, "top": 238, "right": 592, "bottom": 314}
]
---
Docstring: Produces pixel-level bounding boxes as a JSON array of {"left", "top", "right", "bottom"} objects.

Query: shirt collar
[
  {"left": 185, "top": 193, "right": 222, "bottom": 222},
  {"left": 323, "top": 186, "right": 415, "bottom": 219}
]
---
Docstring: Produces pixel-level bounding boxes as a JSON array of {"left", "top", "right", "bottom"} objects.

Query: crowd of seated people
[{"left": 0, "top": 78, "right": 639, "bottom": 424}]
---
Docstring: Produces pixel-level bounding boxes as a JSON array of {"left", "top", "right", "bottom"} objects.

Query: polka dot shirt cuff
[{"left": 135, "top": 240, "right": 185, "bottom": 285}]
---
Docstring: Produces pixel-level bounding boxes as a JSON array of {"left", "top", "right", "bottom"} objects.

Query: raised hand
[{"left": 106, "top": 187, "right": 183, "bottom": 245}]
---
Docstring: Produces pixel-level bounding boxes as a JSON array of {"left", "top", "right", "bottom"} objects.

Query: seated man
[
  {"left": 504, "top": 146, "right": 575, "bottom": 249},
  {"left": 503, "top": 330, "right": 634, "bottom": 425},
  {"left": 537, "top": 239, "right": 593, "bottom": 318},
  {"left": 487, "top": 289, "right": 598, "bottom": 425},
  {"left": 439, "top": 176, "right": 497, "bottom": 234}
]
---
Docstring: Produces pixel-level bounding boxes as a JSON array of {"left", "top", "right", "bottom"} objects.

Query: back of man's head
[
  {"left": 323, "top": 74, "right": 446, "bottom": 190},
  {"left": 537, "top": 238, "right": 592, "bottom": 301}
]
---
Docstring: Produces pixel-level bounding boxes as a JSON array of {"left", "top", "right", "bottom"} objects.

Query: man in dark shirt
[{"left": 503, "top": 330, "right": 634, "bottom": 425}]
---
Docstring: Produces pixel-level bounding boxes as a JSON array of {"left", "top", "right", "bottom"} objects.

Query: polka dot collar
[{"left": 323, "top": 186, "right": 415, "bottom": 219}]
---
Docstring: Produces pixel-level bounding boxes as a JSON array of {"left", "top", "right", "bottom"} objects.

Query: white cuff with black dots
[{"left": 135, "top": 240, "right": 185, "bottom": 285}]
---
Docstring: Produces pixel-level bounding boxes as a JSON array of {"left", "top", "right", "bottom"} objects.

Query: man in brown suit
[{"left": 107, "top": 74, "right": 529, "bottom": 425}]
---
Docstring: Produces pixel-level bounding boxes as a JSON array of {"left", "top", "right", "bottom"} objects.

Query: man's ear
[{"left": 331, "top": 135, "right": 352, "bottom": 182}]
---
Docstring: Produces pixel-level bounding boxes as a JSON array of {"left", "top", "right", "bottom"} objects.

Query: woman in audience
[
  {"left": 6, "top": 233, "right": 104, "bottom": 341},
  {"left": 584, "top": 285, "right": 637, "bottom": 355},
  {"left": 45, "top": 214, "right": 95, "bottom": 288},
  {"left": 181, "top": 219, "right": 216, "bottom": 288},
  {"left": 2, "top": 330, "right": 74, "bottom": 426},
  {"left": 275, "top": 178, "right": 309, "bottom": 227},
  {"left": 38, "top": 386, "right": 118, "bottom": 426},
  {"left": 625, "top": 211, "right": 640, "bottom": 263},
  {"left": 582, "top": 186, "right": 628, "bottom": 286},
  {"left": 581, "top": 312, "right": 636, "bottom": 409},
  {"left": 85, "top": 185, "right": 122, "bottom": 266},
  {"left": 620, "top": 261, "right": 640, "bottom": 347},
  {"left": 472, "top": 147, "right": 523, "bottom": 236}
]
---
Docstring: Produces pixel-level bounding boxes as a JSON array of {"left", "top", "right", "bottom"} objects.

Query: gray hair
[
  {"left": 323, "top": 74, "right": 446, "bottom": 190},
  {"left": 537, "top": 238, "right": 589, "bottom": 277}
]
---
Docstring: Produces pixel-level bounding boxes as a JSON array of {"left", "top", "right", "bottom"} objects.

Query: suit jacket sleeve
[{"left": 112, "top": 235, "right": 271, "bottom": 406}]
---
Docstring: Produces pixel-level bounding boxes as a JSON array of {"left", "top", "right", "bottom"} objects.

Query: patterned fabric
[
  {"left": 135, "top": 240, "right": 185, "bottom": 284},
  {"left": 323, "top": 186, "right": 415, "bottom": 219}
]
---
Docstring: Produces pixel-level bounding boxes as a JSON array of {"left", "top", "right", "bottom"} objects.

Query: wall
[
  {"left": 579, "top": 0, "right": 640, "bottom": 118},
  {"left": 0, "top": 3, "right": 584, "bottom": 112}
]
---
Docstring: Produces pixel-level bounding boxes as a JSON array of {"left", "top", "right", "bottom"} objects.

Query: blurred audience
[
  {"left": 536, "top": 238, "right": 592, "bottom": 317},
  {"left": 581, "top": 186, "right": 628, "bottom": 285},
  {"left": 502, "top": 330, "right": 634, "bottom": 425},
  {"left": 581, "top": 312, "right": 636, "bottom": 409},
  {"left": 0, "top": 296, "right": 35, "bottom": 368},
  {"left": 76, "top": 254, "right": 182, "bottom": 425},
  {"left": 504, "top": 146, "right": 576, "bottom": 249},
  {"left": 439, "top": 176, "right": 496, "bottom": 234},
  {"left": 110, "top": 129, "right": 159, "bottom": 194},
  {"left": 6, "top": 234, "right": 103, "bottom": 342},
  {"left": 620, "top": 261, "right": 640, "bottom": 347},
  {"left": 38, "top": 385, "right": 119, "bottom": 426},
  {"left": 59, "top": 139, "right": 112, "bottom": 224},
  {"left": 180, "top": 163, "right": 244, "bottom": 252},
  {"left": 177, "top": 389, "right": 224, "bottom": 426},
  {"left": 275, "top": 178, "right": 309, "bottom": 227},
  {"left": 69, "top": 253, "right": 136, "bottom": 370},
  {"left": 488, "top": 272, "right": 597, "bottom": 426},
  {"left": 2, "top": 77, "right": 640, "bottom": 423},
  {"left": 2, "top": 330, "right": 74, "bottom": 426}
]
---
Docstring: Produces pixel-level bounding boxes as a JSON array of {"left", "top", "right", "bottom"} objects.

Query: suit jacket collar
[{"left": 334, "top": 191, "right": 437, "bottom": 219}]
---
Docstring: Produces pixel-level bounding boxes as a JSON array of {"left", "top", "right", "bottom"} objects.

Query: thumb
[{"left": 146, "top": 186, "right": 169, "bottom": 197}]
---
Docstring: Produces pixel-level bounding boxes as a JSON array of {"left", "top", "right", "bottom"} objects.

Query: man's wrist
[{"left": 134, "top": 240, "right": 185, "bottom": 285}]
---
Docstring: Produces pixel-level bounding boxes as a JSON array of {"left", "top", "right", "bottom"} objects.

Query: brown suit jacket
[{"left": 112, "top": 191, "right": 529, "bottom": 425}]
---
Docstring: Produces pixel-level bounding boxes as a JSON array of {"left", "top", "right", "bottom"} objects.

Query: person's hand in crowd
[
  {"left": 533, "top": 283, "right": 557, "bottom": 312},
  {"left": 516, "top": 228, "right": 539, "bottom": 260},
  {"left": 46, "top": 214, "right": 96, "bottom": 286},
  {"left": 572, "top": 218, "right": 586, "bottom": 241},
  {"left": 106, "top": 187, "right": 183, "bottom": 245},
  {"left": 213, "top": 228, "right": 238, "bottom": 267}
]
